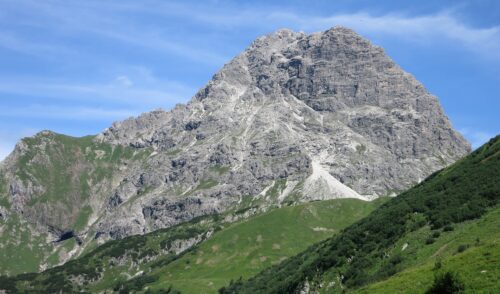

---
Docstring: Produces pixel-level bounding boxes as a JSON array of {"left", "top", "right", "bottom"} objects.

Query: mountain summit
[{"left": 0, "top": 27, "right": 469, "bottom": 274}]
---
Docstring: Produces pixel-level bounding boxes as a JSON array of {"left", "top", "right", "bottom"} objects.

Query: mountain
[
  {"left": 0, "top": 26, "right": 469, "bottom": 275},
  {"left": 0, "top": 137, "right": 495, "bottom": 294},
  {"left": 222, "top": 135, "right": 500, "bottom": 293}
]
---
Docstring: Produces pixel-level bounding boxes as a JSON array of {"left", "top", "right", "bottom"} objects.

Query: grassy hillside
[
  {"left": 353, "top": 207, "right": 500, "bottom": 293},
  {"left": 0, "top": 198, "right": 383, "bottom": 293},
  {"left": 140, "top": 198, "right": 385, "bottom": 293},
  {"left": 223, "top": 135, "right": 500, "bottom": 293}
]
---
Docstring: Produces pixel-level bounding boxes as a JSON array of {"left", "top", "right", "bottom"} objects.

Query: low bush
[
  {"left": 426, "top": 271, "right": 465, "bottom": 294},
  {"left": 457, "top": 244, "right": 469, "bottom": 253}
]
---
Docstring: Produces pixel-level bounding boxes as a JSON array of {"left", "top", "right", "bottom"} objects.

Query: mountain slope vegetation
[
  {"left": 0, "top": 198, "right": 383, "bottom": 293},
  {"left": 222, "top": 135, "right": 500, "bottom": 293},
  {"left": 353, "top": 207, "right": 499, "bottom": 293}
]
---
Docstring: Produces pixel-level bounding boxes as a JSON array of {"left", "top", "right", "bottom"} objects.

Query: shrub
[
  {"left": 0, "top": 276, "right": 18, "bottom": 292},
  {"left": 425, "top": 237, "right": 435, "bottom": 245},
  {"left": 433, "top": 259, "right": 442, "bottom": 271},
  {"left": 443, "top": 225, "right": 454, "bottom": 232},
  {"left": 457, "top": 244, "right": 469, "bottom": 253},
  {"left": 426, "top": 271, "right": 465, "bottom": 294}
]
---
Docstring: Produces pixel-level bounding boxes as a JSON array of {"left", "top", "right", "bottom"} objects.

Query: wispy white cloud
[
  {"left": 0, "top": 69, "right": 195, "bottom": 109},
  {"left": 0, "top": 31, "right": 75, "bottom": 58},
  {"left": 115, "top": 75, "right": 133, "bottom": 87},
  {"left": 0, "top": 0, "right": 229, "bottom": 65},
  {"left": 3, "top": 1, "right": 499, "bottom": 64},
  {"left": 0, "top": 105, "right": 137, "bottom": 121},
  {"left": 106, "top": 2, "right": 500, "bottom": 62}
]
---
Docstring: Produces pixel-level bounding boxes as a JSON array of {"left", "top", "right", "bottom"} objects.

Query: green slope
[
  {"left": 223, "top": 135, "right": 500, "bottom": 293},
  {"left": 357, "top": 243, "right": 499, "bottom": 294},
  {"left": 0, "top": 198, "right": 383, "bottom": 293},
  {"left": 353, "top": 207, "right": 500, "bottom": 293},
  {"left": 144, "top": 198, "right": 385, "bottom": 293}
]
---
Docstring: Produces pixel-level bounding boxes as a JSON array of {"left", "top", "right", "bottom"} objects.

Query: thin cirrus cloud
[
  {"left": 3, "top": 0, "right": 500, "bottom": 62},
  {"left": 198, "top": 8, "right": 500, "bottom": 62},
  {"left": 139, "top": 2, "right": 500, "bottom": 62},
  {"left": 0, "top": 105, "right": 137, "bottom": 121},
  {"left": 2, "top": 2, "right": 499, "bottom": 65},
  {"left": 0, "top": 76, "right": 195, "bottom": 108},
  {"left": 0, "top": 0, "right": 230, "bottom": 66},
  {"left": 0, "top": 31, "right": 75, "bottom": 58}
]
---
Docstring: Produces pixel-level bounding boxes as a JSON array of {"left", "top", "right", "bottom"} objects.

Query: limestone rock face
[
  {"left": 0, "top": 27, "right": 470, "bottom": 273},
  {"left": 100, "top": 26, "right": 469, "bottom": 196}
]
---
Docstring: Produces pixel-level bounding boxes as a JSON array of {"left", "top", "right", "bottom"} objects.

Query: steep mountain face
[{"left": 0, "top": 27, "right": 469, "bottom": 274}]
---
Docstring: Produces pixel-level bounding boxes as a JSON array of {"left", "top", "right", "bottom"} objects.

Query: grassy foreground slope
[
  {"left": 140, "top": 198, "right": 385, "bottom": 293},
  {"left": 0, "top": 198, "right": 383, "bottom": 293},
  {"left": 223, "top": 135, "right": 500, "bottom": 293},
  {"left": 353, "top": 207, "right": 500, "bottom": 293}
]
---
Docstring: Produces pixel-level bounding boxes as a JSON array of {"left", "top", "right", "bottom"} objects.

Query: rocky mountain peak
[
  {"left": 100, "top": 26, "right": 469, "bottom": 175},
  {"left": 97, "top": 26, "right": 469, "bottom": 197}
]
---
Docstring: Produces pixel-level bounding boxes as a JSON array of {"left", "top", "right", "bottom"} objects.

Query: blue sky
[{"left": 0, "top": 0, "right": 499, "bottom": 160}]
